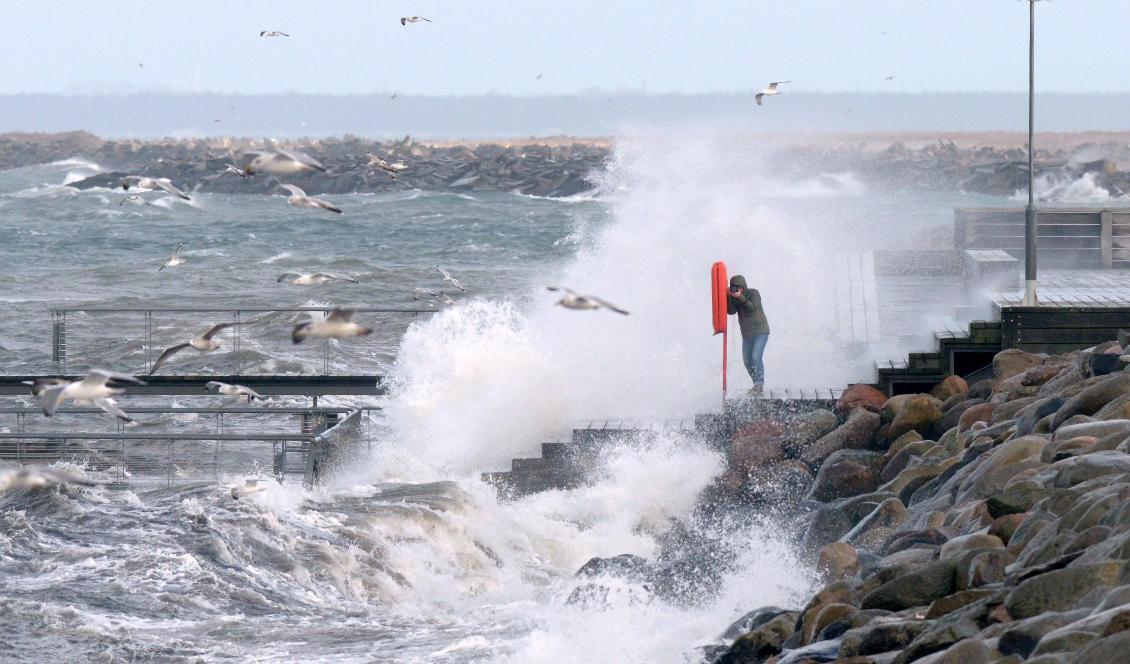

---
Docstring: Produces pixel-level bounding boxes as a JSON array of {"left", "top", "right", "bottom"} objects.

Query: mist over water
[{"left": 0, "top": 132, "right": 1019, "bottom": 662}]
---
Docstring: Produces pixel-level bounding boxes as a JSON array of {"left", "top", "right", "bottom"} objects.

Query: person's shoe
[{"left": 748, "top": 384, "right": 764, "bottom": 397}]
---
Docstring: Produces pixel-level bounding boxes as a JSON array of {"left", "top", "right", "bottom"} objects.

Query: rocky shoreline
[
  {"left": 576, "top": 337, "right": 1130, "bottom": 662},
  {"left": 4, "top": 131, "right": 1130, "bottom": 199}
]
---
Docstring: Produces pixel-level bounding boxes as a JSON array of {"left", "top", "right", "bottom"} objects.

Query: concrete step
[{"left": 541, "top": 442, "right": 569, "bottom": 459}]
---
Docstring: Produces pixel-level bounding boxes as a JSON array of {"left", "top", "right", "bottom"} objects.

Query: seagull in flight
[
  {"left": 122, "top": 176, "right": 192, "bottom": 200},
  {"left": 548, "top": 287, "right": 629, "bottom": 315},
  {"left": 292, "top": 309, "right": 372, "bottom": 343},
  {"left": 159, "top": 243, "right": 185, "bottom": 271},
  {"left": 755, "top": 81, "right": 790, "bottom": 106},
  {"left": 366, "top": 153, "right": 407, "bottom": 179},
  {"left": 278, "top": 184, "right": 342, "bottom": 214},
  {"left": 244, "top": 149, "right": 325, "bottom": 176},
  {"left": 260, "top": 31, "right": 289, "bottom": 37},
  {"left": 276, "top": 272, "right": 358, "bottom": 285},
  {"left": 401, "top": 16, "right": 431, "bottom": 25},
  {"left": 37, "top": 369, "right": 146, "bottom": 421},
  {"left": 0, "top": 467, "right": 101, "bottom": 492},
  {"left": 224, "top": 164, "right": 248, "bottom": 177},
  {"left": 151, "top": 322, "right": 242, "bottom": 373},
  {"left": 205, "top": 381, "right": 264, "bottom": 401},
  {"left": 119, "top": 195, "right": 150, "bottom": 206},
  {"left": 230, "top": 478, "right": 267, "bottom": 499},
  {"left": 436, "top": 265, "right": 468, "bottom": 292},
  {"left": 413, "top": 287, "right": 439, "bottom": 300}
]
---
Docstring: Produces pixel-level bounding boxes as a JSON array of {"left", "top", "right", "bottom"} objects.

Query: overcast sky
[{"left": 1, "top": 1, "right": 1125, "bottom": 96}]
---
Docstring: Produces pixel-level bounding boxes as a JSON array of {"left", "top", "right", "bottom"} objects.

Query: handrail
[
  {"left": 0, "top": 432, "right": 313, "bottom": 441},
  {"left": 49, "top": 307, "right": 434, "bottom": 314},
  {"left": 48, "top": 305, "right": 434, "bottom": 375},
  {"left": 0, "top": 406, "right": 379, "bottom": 415}
]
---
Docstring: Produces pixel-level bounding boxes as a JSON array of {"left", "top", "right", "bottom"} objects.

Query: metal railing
[
  {"left": 0, "top": 406, "right": 381, "bottom": 485},
  {"left": 49, "top": 306, "right": 433, "bottom": 375}
]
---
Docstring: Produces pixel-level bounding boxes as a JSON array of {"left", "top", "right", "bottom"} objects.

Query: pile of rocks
[
  {"left": 6, "top": 131, "right": 1130, "bottom": 200},
  {"left": 707, "top": 337, "right": 1130, "bottom": 662}
]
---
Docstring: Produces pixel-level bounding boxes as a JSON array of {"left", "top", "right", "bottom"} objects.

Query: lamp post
[{"left": 1023, "top": 0, "right": 1040, "bottom": 306}]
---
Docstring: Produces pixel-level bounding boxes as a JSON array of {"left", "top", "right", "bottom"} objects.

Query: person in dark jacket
[{"left": 727, "top": 274, "right": 769, "bottom": 394}]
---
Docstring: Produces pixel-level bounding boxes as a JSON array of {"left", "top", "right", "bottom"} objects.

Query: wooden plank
[
  {"left": 968, "top": 224, "right": 1101, "bottom": 238},
  {"left": 1004, "top": 309, "right": 1130, "bottom": 327},
  {"left": 1102, "top": 210, "right": 1114, "bottom": 268},
  {"left": 1016, "top": 328, "right": 1125, "bottom": 344}
]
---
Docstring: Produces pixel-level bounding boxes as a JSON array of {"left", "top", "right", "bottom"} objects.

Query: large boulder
[
  {"left": 744, "top": 459, "right": 814, "bottom": 505},
  {"left": 1052, "top": 374, "right": 1130, "bottom": 429},
  {"left": 782, "top": 409, "right": 838, "bottom": 457},
  {"left": 806, "top": 450, "right": 882, "bottom": 502},
  {"left": 836, "top": 384, "right": 887, "bottom": 416},
  {"left": 931, "top": 376, "right": 968, "bottom": 402},
  {"left": 958, "top": 403, "right": 997, "bottom": 432},
  {"left": 888, "top": 395, "right": 944, "bottom": 441},
  {"left": 716, "top": 610, "right": 800, "bottom": 663},
  {"left": 817, "top": 542, "right": 860, "bottom": 582},
  {"left": 1035, "top": 451, "right": 1130, "bottom": 488},
  {"left": 1003, "top": 562, "right": 1123, "bottom": 619},
  {"left": 994, "top": 348, "right": 1046, "bottom": 386},
  {"left": 729, "top": 420, "right": 786, "bottom": 475},
  {"left": 862, "top": 560, "right": 958, "bottom": 611},
  {"left": 801, "top": 409, "right": 881, "bottom": 466},
  {"left": 838, "top": 618, "right": 929, "bottom": 657}
]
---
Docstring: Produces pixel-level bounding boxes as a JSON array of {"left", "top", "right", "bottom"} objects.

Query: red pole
[{"left": 722, "top": 328, "right": 728, "bottom": 405}]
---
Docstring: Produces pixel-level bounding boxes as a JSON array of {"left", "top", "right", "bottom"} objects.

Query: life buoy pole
[{"left": 711, "top": 261, "right": 728, "bottom": 405}]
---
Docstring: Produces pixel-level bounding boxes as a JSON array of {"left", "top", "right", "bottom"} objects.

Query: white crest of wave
[
  {"left": 1014, "top": 171, "right": 1113, "bottom": 203},
  {"left": 261, "top": 251, "right": 293, "bottom": 264},
  {"left": 383, "top": 300, "right": 570, "bottom": 476}
]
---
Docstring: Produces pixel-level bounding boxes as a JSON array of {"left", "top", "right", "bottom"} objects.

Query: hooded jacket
[{"left": 726, "top": 275, "right": 770, "bottom": 337}]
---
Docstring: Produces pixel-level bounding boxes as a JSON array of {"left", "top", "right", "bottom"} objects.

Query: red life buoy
[{"left": 711, "top": 261, "right": 728, "bottom": 335}]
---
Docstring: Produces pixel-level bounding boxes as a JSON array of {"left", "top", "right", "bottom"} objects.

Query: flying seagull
[
  {"left": 276, "top": 272, "right": 358, "bottom": 285},
  {"left": 37, "top": 369, "right": 146, "bottom": 421},
  {"left": 122, "top": 176, "right": 192, "bottom": 200},
  {"left": 260, "top": 31, "right": 289, "bottom": 37},
  {"left": 435, "top": 265, "right": 468, "bottom": 292},
  {"left": 0, "top": 467, "right": 101, "bottom": 492},
  {"left": 292, "top": 309, "right": 372, "bottom": 344},
  {"left": 244, "top": 149, "right": 326, "bottom": 176},
  {"left": 151, "top": 322, "right": 241, "bottom": 373},
  {"left": 755, "top": 81, "right": 790, "bottom": 106},
  {"left": 366, "top": 153, "right": 407, "bottom": 179},
  {"left": 413, "top": 287, "right": 438, "bottom": 300},
  {"left": 119, "top": 195, "right": 150, "bottom": 206},
  {"left": 547, "top": 286, "right": 629, "bottom": 315},
  {"left": 278, "top": 184, "right": 342, "bottom": 214},
  {"left": 159, "top": 243, "right": 185, "bottom": 271},
  {"left": 205, "top": 381, "right": 264, "bottom": 401},
  {"left": 224, "top": 164, "right": 248, "bottom": 177},
  {"left": 230, "top": 478, "right": 266, "bottom": 500},
  {"left": 401, "top": 16, "right": 431, "bottom": 25}
]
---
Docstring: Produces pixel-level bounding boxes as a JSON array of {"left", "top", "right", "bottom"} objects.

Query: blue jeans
[{"left": 742, "top": 334, "right": 769, "bottom": 387}]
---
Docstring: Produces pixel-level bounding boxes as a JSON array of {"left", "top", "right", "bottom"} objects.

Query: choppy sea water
[{"left": 0, "top": 136, "right": 1096, "bottom": 662}]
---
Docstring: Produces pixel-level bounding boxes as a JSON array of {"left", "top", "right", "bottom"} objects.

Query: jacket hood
[{"left": 729, "top": 275, "right": 748, "bottom": 288}]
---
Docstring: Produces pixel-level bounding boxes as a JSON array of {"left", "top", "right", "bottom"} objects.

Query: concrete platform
[{"left": 0, "top": 374, "right": 386, "bottom": 396}]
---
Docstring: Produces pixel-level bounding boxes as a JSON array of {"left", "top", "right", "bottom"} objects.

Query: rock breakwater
[
  {"left": 5, "top": 132, "right": 1130, "bottom": 199},
  {"left": 571, "top": 339, "right": 1130, "bottom": 662}
]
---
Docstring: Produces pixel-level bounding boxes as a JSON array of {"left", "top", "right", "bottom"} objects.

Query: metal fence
[{"left": 49, "top": 306, "right": 433, "bottom": 375}]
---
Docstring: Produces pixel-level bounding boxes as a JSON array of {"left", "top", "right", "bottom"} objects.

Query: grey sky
[{"left": 1, "top": 1, "right": 1124, "bottom": 96}]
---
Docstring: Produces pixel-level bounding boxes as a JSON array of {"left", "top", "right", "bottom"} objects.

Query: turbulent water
[{"left": 0, "top": 135, "right": 1040, "bottom": 662}]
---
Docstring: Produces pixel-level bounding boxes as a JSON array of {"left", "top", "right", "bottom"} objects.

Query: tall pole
[{"left": 1023, "top": 0, "right": 1039, "bottom": 306}]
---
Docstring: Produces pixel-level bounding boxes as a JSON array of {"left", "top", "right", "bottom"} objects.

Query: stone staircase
[
  {"left": 875, "top": 315, "right": 1003, "bottom": 395},
  {"left": 482, "top": 401, "right": 838, "bottom": 498}
]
